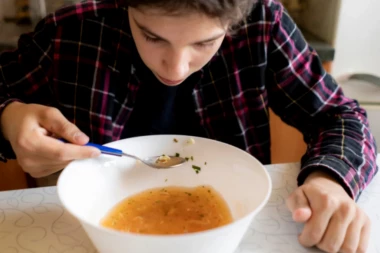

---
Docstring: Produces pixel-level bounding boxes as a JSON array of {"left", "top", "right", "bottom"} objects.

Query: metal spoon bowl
[
  {"left": 79, "top": 141, "right": 186, "bottom": 169},
  {"left": 123, "top": 153, "right": 186, "bottom": 169}
]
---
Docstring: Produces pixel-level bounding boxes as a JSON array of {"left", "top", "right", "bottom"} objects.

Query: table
[{"left": 1, "top": 160, "right": 379, "bottom": 253}]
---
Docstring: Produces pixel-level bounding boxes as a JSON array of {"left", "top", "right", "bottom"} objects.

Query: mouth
[{"left": 156, "top": 74, "right": 185, "bottom": 86}]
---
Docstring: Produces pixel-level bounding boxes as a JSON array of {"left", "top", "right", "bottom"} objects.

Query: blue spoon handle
[
  {"left": 60, "top": 139, "right": 123, "bottom": 156},
  {"left": 84, "top": 142, "right": 123, "bottom": 156}
]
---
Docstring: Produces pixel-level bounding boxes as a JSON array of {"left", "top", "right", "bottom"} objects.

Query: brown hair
[{"left": 125, "top": 0, "right": 257, "bottom": 31}]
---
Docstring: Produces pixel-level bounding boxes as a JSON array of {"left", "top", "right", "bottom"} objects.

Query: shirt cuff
[
  {"left": 0, "top": 98, "right": 21, "bottom": 162},
  {"left": 298, "top": 156, "right": 359, "bottom": 200}
]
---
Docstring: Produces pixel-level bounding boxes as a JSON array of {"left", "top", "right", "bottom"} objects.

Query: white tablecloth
[{"left": 1, "top": 161, "right": 379, "bottom": 253}]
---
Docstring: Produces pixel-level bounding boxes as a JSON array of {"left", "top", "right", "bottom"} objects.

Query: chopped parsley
[
  {"left": 173, "top": 138, "right": 178, "bottom": 143},
  {"left": 175, "top": 153, "right": 180, "bottom": 157},
  {"left": 192, "top": 165, "right": 201, "bottom": 174}
]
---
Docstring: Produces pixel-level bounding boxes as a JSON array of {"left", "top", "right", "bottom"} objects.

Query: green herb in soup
[{"left": 192, "top": 165, "right": 201, "bottom": 174}]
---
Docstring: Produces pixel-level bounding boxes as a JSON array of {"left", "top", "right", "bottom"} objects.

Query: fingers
[
  {"left": 14, "top": 108, "right": 99, "bottom": 160},
  {"left": 291, "top": 176, "right": 371, "bottom": 253},
  {"left": 340, "top": 210, "right": 366, "bottom": 253},
  {"left": 286, "top": 188, "right": 312, "bottom": 223},
  {"left": 317, "top": 203, "right": 356, "bottom": 253},
  {"left": 35, "top": 135, "right": 100, "bottom": 161},
  {"left": 5, "top": 104, "right": 101, "bottom": 179},
  {"left": 27, "top": 163, "right": 70, "bottom": 178},
  {"left": 18, "top": 136, "right": 101, "bottom": 177},
  {"left": 298, "top": 190, "right": 336, "bottom": 247},
  {"left": 358, "top": 217, "right": 371, "bottom": 253},
  {"left": 17, "top": 152, "right": 70, "bottom": 178},
  {"left": 16, "top": 127, "right": 100, "bottom": 165},
  {"left": 39, "top": 107, "right": 89, "bottom": 145}
]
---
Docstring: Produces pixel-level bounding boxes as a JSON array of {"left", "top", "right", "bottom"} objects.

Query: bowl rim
[{"left": 57, "top": 134, "right": 272, "bottom": 239}]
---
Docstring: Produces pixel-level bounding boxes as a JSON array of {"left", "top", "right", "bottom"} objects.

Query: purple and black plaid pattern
[{"left": 0, "top": 0, "right": 377, "bottom": 200}]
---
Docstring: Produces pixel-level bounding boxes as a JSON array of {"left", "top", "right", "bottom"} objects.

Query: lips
[{"left": 156, "top": 74, "right": 184, "bottom": 85}]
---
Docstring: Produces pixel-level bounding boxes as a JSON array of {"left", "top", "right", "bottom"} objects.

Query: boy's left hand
[{"left": 286, "top": 171, "right": 371, "bottom": 253}]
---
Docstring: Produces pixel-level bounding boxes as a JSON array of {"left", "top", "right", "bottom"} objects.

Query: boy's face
[{"left": 128, "top": 7, "right": 227, "bottom": 86}]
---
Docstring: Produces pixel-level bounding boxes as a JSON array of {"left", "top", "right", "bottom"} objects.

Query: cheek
[
  {"left": 134, "top": 39, "right": 161, "bottom": 70},
  {"left": 191, "top": 38, "right": 224, "bottom": 70},
  {"left": 191, "top": 48, "right": 219, "bottom": 69}
]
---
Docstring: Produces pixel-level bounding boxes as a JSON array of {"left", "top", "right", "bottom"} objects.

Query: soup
[{"left": 101, "top": 185, "right": 233, "bottom": 235}]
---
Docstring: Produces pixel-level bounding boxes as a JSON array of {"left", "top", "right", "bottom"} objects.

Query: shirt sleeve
[
  {"left": 0, "top": 18, "right": 55, "bottom": 162},
  {"left": 265, "top": 2, "right": 378, "bottom": 201}
]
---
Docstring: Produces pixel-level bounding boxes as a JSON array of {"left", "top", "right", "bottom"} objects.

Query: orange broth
[{"left": 101, "top": 185, "right": 233, "bottom": 235}]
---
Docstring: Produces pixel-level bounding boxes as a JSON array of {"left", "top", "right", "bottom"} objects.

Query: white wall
[
  {"left": 28, "top": 0, "right": 48, "bottom": 26},
  {"left": 332, "top": 0, "right": 380, "bottom": 79},
  {"left": 333, "top": 0, "right": 380, "bottom": 147}
]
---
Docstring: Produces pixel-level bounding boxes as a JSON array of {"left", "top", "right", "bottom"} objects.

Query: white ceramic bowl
[{"left": 57, "top": 135, "right": 272, "bottom": 253}]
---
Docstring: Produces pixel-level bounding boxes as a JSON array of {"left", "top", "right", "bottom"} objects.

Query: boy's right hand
[{"left": 0, "top": 102, "right": 101, "bottom": 178}]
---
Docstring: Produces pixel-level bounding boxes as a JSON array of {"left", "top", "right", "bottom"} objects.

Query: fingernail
[
  {"left": 74, "top": 132, "right": 88, "bottom": 142},
  {"left": 91, "top": 150, "right": 101, "bottom": 157}
]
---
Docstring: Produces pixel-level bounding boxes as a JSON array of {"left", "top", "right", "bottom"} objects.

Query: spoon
[{"left": 61, "top": 140, "right": 186, "bottom": 169}]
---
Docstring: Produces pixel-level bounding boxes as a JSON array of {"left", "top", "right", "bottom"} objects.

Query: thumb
[
  {"left": 286, "top": 188, "right": 312, "bottom": 223},
  {"left": 40, "top": 108, "right": 89, "bottom": 145}
]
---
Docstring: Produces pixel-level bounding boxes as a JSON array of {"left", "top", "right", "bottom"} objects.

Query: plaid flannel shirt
[{"left": 0, "top": 0, "right": 377, "bottom": 200}]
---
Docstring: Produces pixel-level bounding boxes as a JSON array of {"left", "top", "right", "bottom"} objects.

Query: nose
[{"left": 162, "top": 49, "right": 190, "bottom": 80}]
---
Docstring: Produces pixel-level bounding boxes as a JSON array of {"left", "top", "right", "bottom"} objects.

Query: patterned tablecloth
[{"left": 1, "top": 161, "right": 379, "bottom": 253}]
